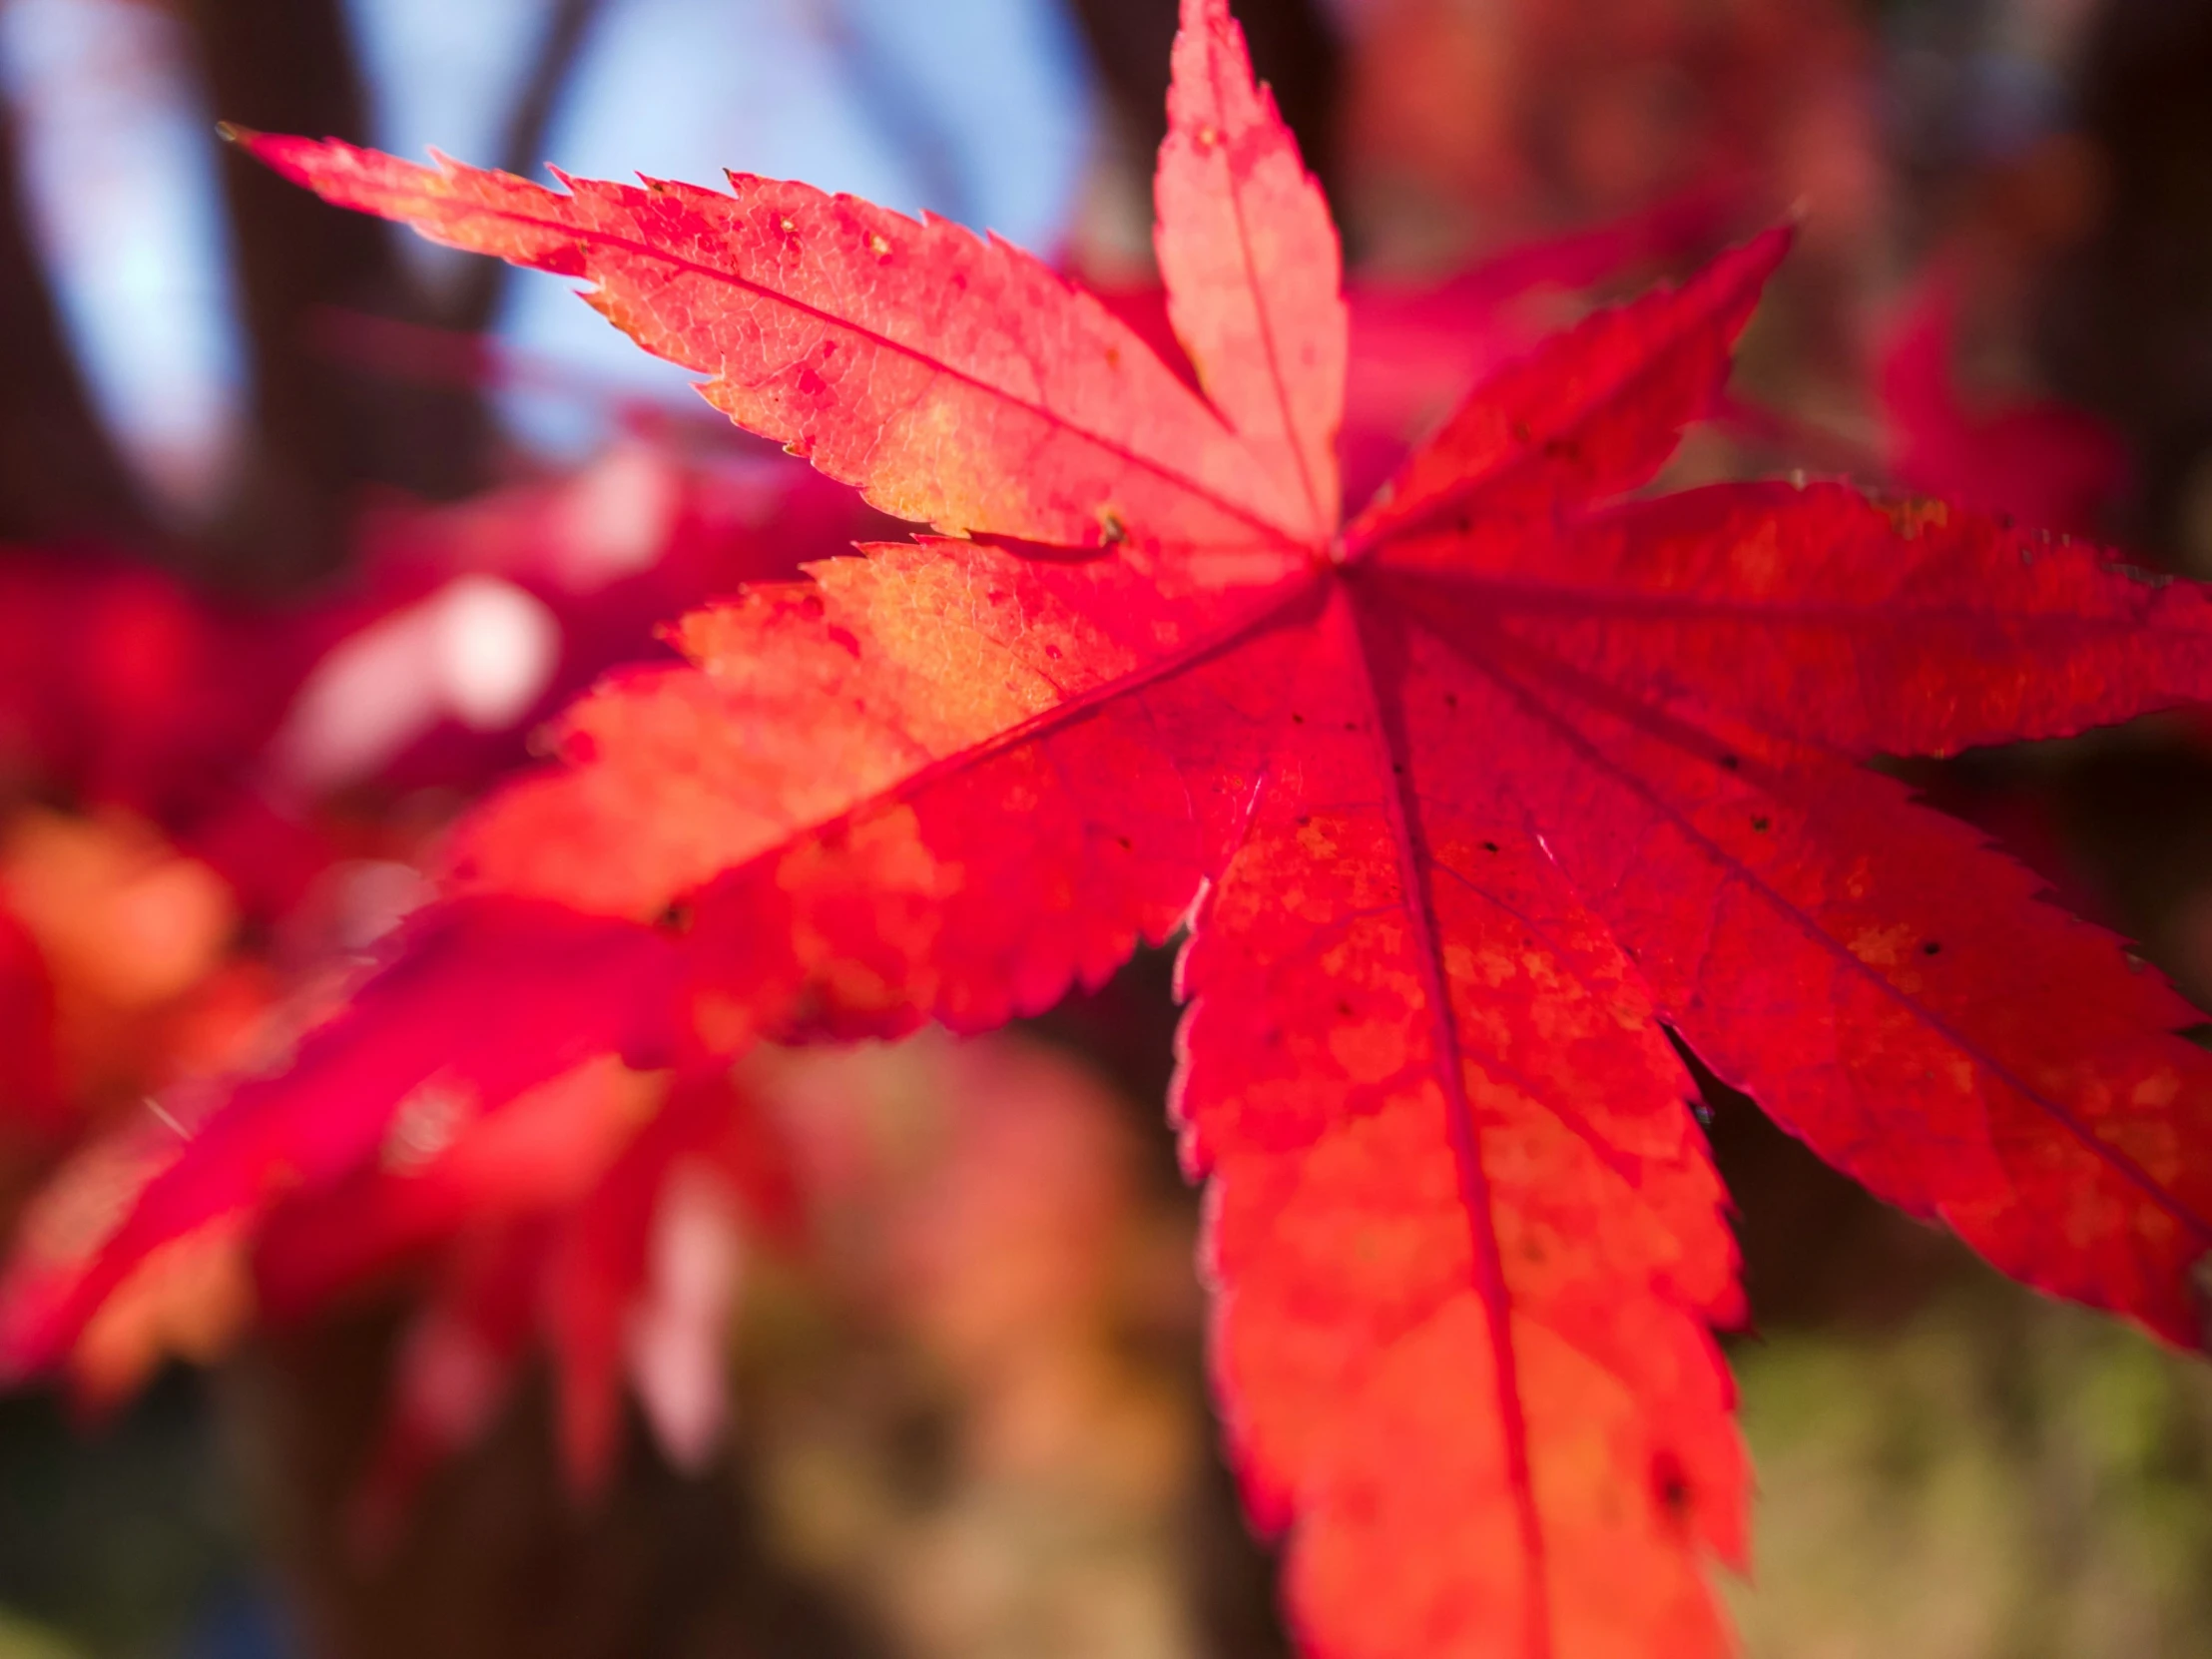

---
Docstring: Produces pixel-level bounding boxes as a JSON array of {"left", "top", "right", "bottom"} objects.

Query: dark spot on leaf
[
  {"left": 1292, "top": 713, "right": 1305, "bottom": 725},
  {"left": 1921, "top": 939, "right": 1941, "bottom": 956},
  {"left": 1115, "top": 834, "right": 1132, "bottom": 851},
  {"left": 1098, "top": 510, "right": 1128, "bottom": 547},
  {"left": 1443, "top": 692, "right": 1458, "bottom": 709},
  {"left": 658, "top": 902, "right": 694, "bottom": 934},
  {"left": 1652, "top": 1453, "right": 1691, "bottom": 1521},
  {"left": 1481, "top": 840, "right": 1499, "bottom": 853},
  {"left": 2110, "top": 559, "right": 2175, "bottom": 589},
  {"left": 1335, "top": 999, "right": 1353, "bottom": 1017},
  {"left": 1719, "top": 754, "right": 1739, "bottom": 771},
  {"left": 2190, "top": 1255, "right": 2212, "bottom": 1350},
  {"left": 1296, "top": 815, "right": 1311, "bottom": 828},
  {"left": 1751, "top": 816, "right": 1770, "bottom": 832},
  {"left": 786, "top": 982, "right": 829, "bottom": 1030}
]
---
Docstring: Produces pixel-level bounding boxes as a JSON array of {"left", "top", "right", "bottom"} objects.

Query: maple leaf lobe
[{"left": 232, "top": 129, "right": 1311, "bottom": 563}]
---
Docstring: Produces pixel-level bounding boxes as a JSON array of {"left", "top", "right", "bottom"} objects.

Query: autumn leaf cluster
[{"left": 8, "top": 3, "right": 2212, "bottom": 1656}]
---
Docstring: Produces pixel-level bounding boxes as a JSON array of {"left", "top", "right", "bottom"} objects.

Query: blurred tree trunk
[
  {"left": 220, "top": 1309, "right": 896, "bottom": 1659},
  {"left": 179, "top": 0, "right": 603, "bottom": 589},
  {"left": 466, "top": 0, "right": 608, "bottom": 332},
  {"left": 2041, "top": 0, "right": 2212, "bottom": 572},
  {"left": 184, "top": 0, "right": 461, "bottom": 587},
  {"left": 0, "top": 111, "right": 162, "bottom": 550}
]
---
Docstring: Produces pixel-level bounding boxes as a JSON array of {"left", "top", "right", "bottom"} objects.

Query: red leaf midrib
[
  {"left": 1201, "top": 24, "right": 1328, "bottom": 542},
  {"left": 1331, "top": 584, "right": 1556, "bottom": 1659}
]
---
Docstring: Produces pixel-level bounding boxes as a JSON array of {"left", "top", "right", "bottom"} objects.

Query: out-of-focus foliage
[{"left": 1735, "top": 1270, "right": 2212, "bottom": 1659}]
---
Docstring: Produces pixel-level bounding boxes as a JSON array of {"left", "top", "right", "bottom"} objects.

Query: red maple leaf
[{"left": 15, "top": 1, "right": 2212, "bottom": 1653}]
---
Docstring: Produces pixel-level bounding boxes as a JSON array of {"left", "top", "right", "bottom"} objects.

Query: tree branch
[{"left": 443, "top": 0, "right": 612, "bottom": 336}]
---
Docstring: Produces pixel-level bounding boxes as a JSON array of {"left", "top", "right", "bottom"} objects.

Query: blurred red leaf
[
  {"left": 541, "top": 1064, "right": 774, "bottom": 1494},
  {"left": 0, "top": 554, "right": 306, "bottom": 822},
  {"left": 0, "top": 897, "right": 681, "bottom": 1379},
  {"left": 342, "top": 1061, "right": 783, "bottom": 1532},
  {"left": 252, "top": 1055, "right": 661, "bottom": 1323},
  {"left": 1880, "top": 260, "right": 2129, "bottom": 536},
  {"left": 0, "top": 905, "right": 58, "bottom": 1137}
]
